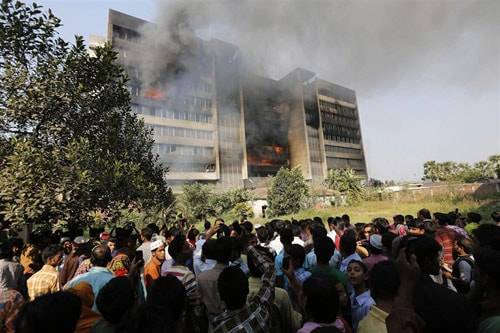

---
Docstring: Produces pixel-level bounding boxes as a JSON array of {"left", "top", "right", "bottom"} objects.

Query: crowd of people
[{"left": 0, "top": 209, "right": 499, "bottom": 333}]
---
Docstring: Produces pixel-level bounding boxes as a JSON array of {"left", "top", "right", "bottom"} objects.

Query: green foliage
[
  {"left": 0, "top": 1, "right": 172, "bottom": 230},
  {"left": 179, "top": 184, "right": 254, "bottom": 223},
  {"left": 324, "top": 168, "right": 364, "bottom": 204},
  {"left": 423, "top": 155, "right": 500, "bottom": 183},
  {"left": 267, "top": 166, "right": 310, "bottom": 217}
]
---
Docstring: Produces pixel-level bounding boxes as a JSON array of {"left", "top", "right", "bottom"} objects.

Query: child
[{"left": 347, "top": 260, "right": 374, "bottom": 331}]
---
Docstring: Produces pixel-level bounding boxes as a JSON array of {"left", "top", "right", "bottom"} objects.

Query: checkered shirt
[{"left": 27, "top": 264, "right": 60, "bottom": 300}]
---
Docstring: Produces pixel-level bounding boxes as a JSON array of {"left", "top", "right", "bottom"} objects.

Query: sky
[{"left": 30, "top": 0, "right": 500, "bottom": 181}]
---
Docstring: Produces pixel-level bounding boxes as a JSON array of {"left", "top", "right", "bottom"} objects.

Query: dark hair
[
  {"left": 187, "top": 228, "right": 199, "bottom": 242},
  {"left": 303, "top": 276, "right": 339, "bottom": 324},
  {"left": 289, "top": 244, "right": 306, "bottom": 266},
  {"left": 140, "top": 228, "right": 153, "bottom": 241},
  {"left": 393, "top": 215, "right": 404, "bottom": 225},
  {"left": 433, "top": 212, "right": 449, "bottom": 226},
  {"left": 407, "top": 219, "right": 425, "bottom": 229},
  {"left": 313, "top": 216, "right": 323, "bottom": 225},
  {"left": 241, "top": 221, "right": 253, "bottom": 233},
  {"left": 292, "top": 224, "right": 302, "bottom": 238},
  {"left": 202, "top": 239, "right": 217, "bottom": 260},
  {"left": 41, "top": 244, "right": 63, "bottom": 263},
  {"left": 108, "top": 237, "right": 118, "bottom": 244},
  {"left": 340, "top": 233, "right": 356, "bottom": 256},
  {"left": 148, "top": 276, "right": 186, "bottom": 321},
  {"left": 311, "top": 327, "right": 342, "bottom": 333},
  {"left": 405, "top": 215, "right": 414, "bottom": 223},
  {"left": 311, "top": 226, "right": 328, "bottom": 243},
  {"left": 424, "top": 220, "right": 437, "bottom": 235},
  {"left": 456, "top": 236, "right": 473, "bottom": 254},
  {"left": 370, "top": 260, "right": 400, "bottom": 301},
  {"left": 381, "top": 232, "right": 397, "bottom": 254},
  {"left": 215, "top": 236, "right": 233, "bottom": 264},
  {"left": 475, "top": 247, "right": 500, "bottom": 286},
  {"left": 327, "top": 216, "right": 336, "bottom": 225},
  {"left": 341, "top": 214, "right": 350, "bottom": 223},
  {"left": 168, "top": 235, "right": 187, "bottom": 262},
  {"left": 204, "top": 221, "right": 212, "bottom": 231},
  {"left": 418, "top": 208, "right": 432, "bottom": 220},
  {"left": 256, "top": 227, "right": 270, "bottom": 244},
  {"left": 247, "top": 246, "right": 273, "bottom": 278},
  {"left": 348, "top": 259, "right": 367, "bottom": 273},
  {"left": 0, "top": 241, "right": 13, "bottom": 259},
  {"left": 15, "top": 291, "right": 81, "bottom": 333},
  {"left": 314, "top": 237, "right": 335, "bottom": 264},
  {"left": 373, "top": 217, "right": 390, "bottom": 234},
  {"left": 218, "top": 266, "right": 249, "bottom": 310},
  {"left": 96, "top": 277, "right": 135, "bottom": 324},
  {"left": 472, "top": 224, "right": 500, "bottom": 250},
  {"left": 467, "top": 212, "right": 482, "bottom": 223},
  {"left": 146, "top": 223, "right": 160, "bottom": 236},
  {"left": 280, "top": 228, "right": 293, "bottom": 246},
  {"left": 410, "top": 236, "right": 441, "bottom": 269},
  {"left": 91, "top": 245, "right": 112, "bottom": 267}
]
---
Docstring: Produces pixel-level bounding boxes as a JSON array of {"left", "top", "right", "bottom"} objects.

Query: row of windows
[
  {"left": 183, "top": 96, "right": 213, "bottom": 109},
  {"left": 155, "top": 144, "right": 214, "bottom": 157},
  {"left": 323, "top": 123, "right": 361, "bottom": 143},
  {"left": 321, "top": 112, "right": 359, "bottom": 128},
  {"left": 132, "top": 104, "right": 213, "bottom": 123},
  {"left": 327, "top": 157, "right": 365, "bottom": 170},
  {"left": 150, "top": 125, "right": 212, "bottom": 140},
  {"left": 164, "top": 162, "right": 216, "bottom": 173},
  {"left": 324, "top": 145, "right": 362, "bottom": 155},
  {"left": 112, "top": 25, "right": 140, "bottom": 41},
  {"left": 319, "top": 101, "right": 357, "bottom": 119}
]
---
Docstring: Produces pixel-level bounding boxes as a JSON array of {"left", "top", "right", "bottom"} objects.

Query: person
[
  {"left": 213, "top": 245, "right": 275, "bottom": 333},
  {"left": 15, "top": 291, "right": 82, "bottom": 333},
  {"left": 163, "top": 234, "right": 204, "bottom": 332},
  {"left": 475, "top": 244, "right": 500, "bottom": 333},
  {"left": 406, "top": 219, "right": 425, "bottom": 237},
  {"left": 433, "top": 212, "right": 457, "bottom": 267},
  {"left": 417, "top": 208, "right": 432, "bottom": 222},
  {"left": 310, "top": 236, "right": 348, "bottom": 287},
  {"left": 362, "top": 234, "right": 387, "bottom": 272},
  {"left": 64, "top": 245, "right": 114, "bottom": 308},
  {"left": 327, "top": 217, "right": 339, "bottom": 244},
  {"left": 197, "top": 236, "right": 232, "bottom": 319},
  {"left": 450, "top": 236, "right": 474, "bottom": 293},
  {"left": 193, "top": 238, "right": 217, "bottom": 275},
  {"left": 297, "top": 276, "right": 345, "bottom": 333},
  {"left": 372, "top": 218, "right": 390, "bottom": 235},
  {"left": 27, "top": 244, "right": 64, "bottom": 300},
  {"left": 0, "top": 241, "right": 26, "bottom": 297},
  {"left": 392, "top": 215, "right": 406, "bottom": 236},
  {"left": 342, "top": 215, "right": 351, "bottom": 229},
  {"left": 339, "top": 233, "right": 362, "bottom": 272},
  {"left": 136, "top": 227, "right": 153, "bottom": 264},
  {"left": 346, "top": 260, "right": 375, "bottom": 331},
  {"left": 0, "top": 287, "right": 25, "bottom": 333},
  {"left": 143, "top": 239, "right": 165, "bottom": 289},
  {"left": 106, "top": 238, "right": 118, "bottom": 257},
  {"left": 358, "top": 260, "right": 400, "bottom": 333},
  {"left": 410, "top": 236, "right": 473, "bottom": 333},
  {"left": 247, "top": 246, "right": 302, "bottom": 333},
  {"left": 187, "top": 228, "right": 200, "bottom": 249},
  {"left": 91, "top": 277, "right": 135, "bottom": 333},
  {"left": 275, "top": 228, "right": 293, "bottom": 288},
  {"left": 68, "top": 282, "right": 102, "bottom": 333},
  {"left": 287, "top": 243, "right": 311, "bottom": 285},
  {"left": 59, "top": 237, "right": 86, "bottom": 287}
]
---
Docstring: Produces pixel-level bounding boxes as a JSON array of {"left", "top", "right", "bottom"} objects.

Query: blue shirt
[
  {"left": 65, "top": 266, "right": 114, "bottom": 310},
  {"left": 294, "top": 267, "right": 311, "bottom": 285},
  {"left": 304, "top": 249, "right": 342, "bottom": 271},
  {"left": 350, "top": 289, "right": 375, "bottom": 331}
]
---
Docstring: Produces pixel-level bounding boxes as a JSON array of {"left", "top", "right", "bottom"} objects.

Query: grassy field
[{"left": 252, "top": 196, "right": 500, "bottom": 224}]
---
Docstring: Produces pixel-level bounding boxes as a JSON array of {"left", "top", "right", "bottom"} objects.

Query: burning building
[{"left": 98, "top": 9, "right": 367, "bottom": 189}]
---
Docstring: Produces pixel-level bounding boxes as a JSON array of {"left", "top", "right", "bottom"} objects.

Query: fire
[
  {"left": 144, "top": 88, "right": 166, "bottom": 101},
  {"left": 272, "top": 145, "right": 284, "bottom": 155}
]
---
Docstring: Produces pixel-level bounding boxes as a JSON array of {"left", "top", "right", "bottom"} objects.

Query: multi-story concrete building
[{"left": 99, "top": 9, "right": 367, "bottom": 189}]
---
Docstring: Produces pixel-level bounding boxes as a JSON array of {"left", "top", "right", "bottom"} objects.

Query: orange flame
[{"left": 144, "top": 88, "right": 166, "bottom": 101}]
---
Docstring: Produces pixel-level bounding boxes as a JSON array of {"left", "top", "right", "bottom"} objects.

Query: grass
[{"left": 253, "top": 196, "right": 500, "bottom": 224}]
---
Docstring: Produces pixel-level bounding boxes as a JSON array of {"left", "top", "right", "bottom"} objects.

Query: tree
[
  {"left": 267, "top": 166, "right": 309, "bottom": 217},
  {"left": 0, "top": 1, "right": 172, "bottom": 230},
  {"left": 324, "top": 168, "right": 364, "bottom": 203},
  {"left": 178, "top": 183, "right": 214, "bottom": 223},
  {"left": 423, "top": 156, "right": 500, "bottom": 183}
]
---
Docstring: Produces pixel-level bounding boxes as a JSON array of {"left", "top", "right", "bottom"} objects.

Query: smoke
[{"left": 144, "top": 0, "right": 498, "bottom": 94}]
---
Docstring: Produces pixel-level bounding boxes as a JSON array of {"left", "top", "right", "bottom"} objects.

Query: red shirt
[{"left": 435, "top": 226, "right": 456, "bottom": 266}]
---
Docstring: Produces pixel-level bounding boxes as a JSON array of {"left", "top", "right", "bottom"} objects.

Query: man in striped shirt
[
  {"left": 163, "top": 234, "right": 205, "bottom": 332},
  {"left": 27, "top": 245, "right": 63, "bottom": 300}
]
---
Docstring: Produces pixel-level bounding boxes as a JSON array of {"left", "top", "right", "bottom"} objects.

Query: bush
[
  {"left": 267, "top": 167, "right": 309, "bottom": 217},
  {"left": 324, "top": 168, "right": 364, "bottom": 204}
]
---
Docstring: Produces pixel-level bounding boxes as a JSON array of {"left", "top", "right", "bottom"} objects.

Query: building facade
[{"left": 100, "top": 9, "right": 367, "bottom": 189}]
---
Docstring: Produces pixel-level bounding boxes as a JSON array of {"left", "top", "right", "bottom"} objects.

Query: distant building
[{"left": 97, "top": 9, "right": 367, "bottom": 188}]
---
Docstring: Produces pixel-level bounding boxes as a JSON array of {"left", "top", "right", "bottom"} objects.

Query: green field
[{"left": 252, "top": 197, "right": 500, "bottom": 224}]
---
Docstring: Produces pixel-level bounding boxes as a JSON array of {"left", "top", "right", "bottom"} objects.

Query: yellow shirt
[
  {"left": 358, "top": 305, "right": 389, "bottom": 333},
  {"left": 27, "top": 264, "right": 60, "bottom": 300}
]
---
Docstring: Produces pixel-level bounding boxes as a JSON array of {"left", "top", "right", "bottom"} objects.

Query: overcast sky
[{"left": 31, "top": 0, "right": 500, "bottom": 181}]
